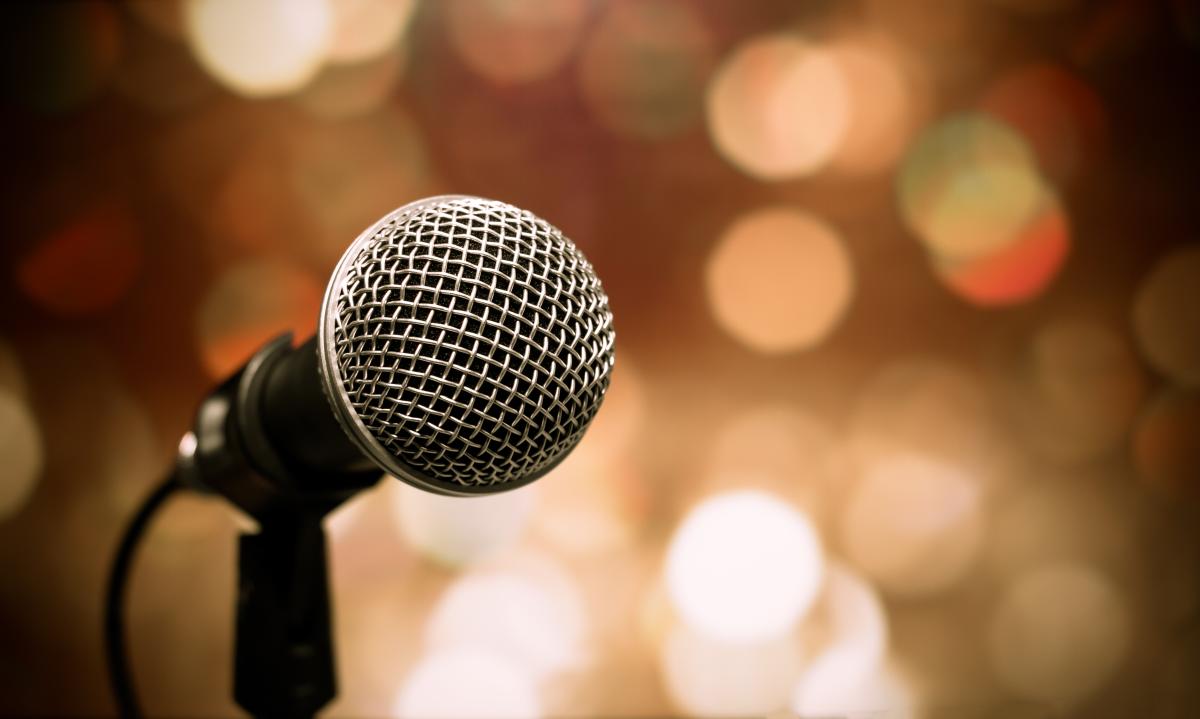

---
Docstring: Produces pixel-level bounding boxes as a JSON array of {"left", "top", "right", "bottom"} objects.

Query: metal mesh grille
[{"left": 328, "top": 197, "right": 614, "bottom": 489}]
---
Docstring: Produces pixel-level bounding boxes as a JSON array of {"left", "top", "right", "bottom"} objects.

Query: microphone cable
[{"left": 104, "top": 473, "right": 183, "bottom": 719}]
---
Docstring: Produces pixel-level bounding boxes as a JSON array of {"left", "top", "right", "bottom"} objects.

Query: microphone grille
[{"left": 320, "top": 196, "right": 615, "bottom": 494}]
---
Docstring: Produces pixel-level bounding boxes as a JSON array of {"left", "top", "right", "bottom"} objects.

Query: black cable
[{"left": 104, "top": 473, "right": 183, "bottom": 719}]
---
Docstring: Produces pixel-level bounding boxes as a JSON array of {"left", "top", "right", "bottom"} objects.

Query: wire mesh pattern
[{"left": 329, "top": 197, "right": 615, "bottom": 488}]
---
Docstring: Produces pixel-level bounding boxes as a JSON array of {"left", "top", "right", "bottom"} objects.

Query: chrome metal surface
[{"left": 318, "top": 196, "right": 615, "bottom": 494}]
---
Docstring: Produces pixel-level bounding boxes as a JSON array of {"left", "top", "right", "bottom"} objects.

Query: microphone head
[{"left": 317, "top": 196, "right": 615, "bottom": 495}]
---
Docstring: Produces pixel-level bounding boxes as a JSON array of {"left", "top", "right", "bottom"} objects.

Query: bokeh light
[
  {"left": 793, "top": 563, "right": 888, "bottom": 701},
  {"left": 0, "top": 1, "right": 122, "bottom": 113},
  {"left": 840, "top": 453, "right": 986, "bottom": 598},
  {"left": 294, "top": 47, "right": 405, "bottom": 119},
  {"left": 0, "top": 390, "right": 43, "bottom": 522},
  {"left": 326, "top": 0, "right": 416, "bottom": 65},
  {"left": 826, "top": 34, "right": 928, "bottom": 176},
  {"left": 1133, "top": 387, "right": 1200, "bottom": 494},
  {"left": 792, "top": 661, "right": 916, "bottom": 719},
  {"left": 1005, "top": 318, "right": 1147, "bottom": 463},
  {"left": 705, "top": 207, "right": 854, "bottom": 354},
  {"left": 395, "top": 646, "right": 541, "bottom": 719},
  {"left": 195, "top": 259, "right": 323, "bottom": 379},
  {"left": 16, "top": 203, "right": 142, "bottom": 318},
  {"left": 899, "top": 114, "right": 1047, "bottom": 262},
  {"left": 988, "top": 564, "right": 1130, "bottom": 704},
  {"left": 706, "top": 34, "right": 850, "bottom": 180},
  {"left": 128, "top": 0, "right": 186, "bottom": 40},
  {"left": 446, "top": 0, "right": 589, "bottom": 86},
  {"left": 185, "top": 0, "right": 332, "bottom": 97},
  {"left": 578, "top": 0, "right": 714, "bottom": 139},
  {"left": 980, "top": 63, "right": 1107, "bottom": 183},
  {"left": 425, "top": 555, "right": 588, "bottom": 680},
  {"left": 390, "top": 481, "right": 537, "bottom": 566},
  {"left": 661, "top": 622, "right": 801, "bottom": 716},
  {"left": 665, "top": 490, "right": 824, "bottom": 643},
  {"left": 1133, "top": 245, "right": 1200, "bottom": 386}
]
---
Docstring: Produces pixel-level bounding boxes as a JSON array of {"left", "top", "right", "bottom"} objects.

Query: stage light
[
  {"left": 794, "top": 563, "right": 889, "bottom": 698},
  {"left": 195, "top": 259, "right": 323, "bottom": 379},
  {"left": 792, "top": 661, "right": 915, "bottom": 719},
  {"left": 390, "top": 482, "right": 537, "bottom": 567},
  {"left": 1133, "top": 246, "right": 1200, "bottom": 387},
  {"left": 425, "top": 557, "right": 588, "bottom": 680},
  {"left": 661, "top": 622, "right": 802, "bottom": 716},
  {"left": 0, "top": 390, "right": 43, "bottom": 522},
  {"left": 185, "top": 0, "right": 332, "bottom": 97},
  {"left": 326, "top": 0, "right": 416, "bottom": 65},
  {"left": 447, "top": 0, "right": 589, "bottom": 85},
  {"left": 395, "top": 646, "right": 541, "bottom": 719},
  {"left": 577, "top": 0, "right": 714, "bottom": 139},
  {"left": 840, "top": 453, "right": 985, "bottom": 598},
  {"left": 295, "top": 48, "right": 405, "bottom": 119},
  {"left": 706, "top": 34, "right": 849, "bottom": 180},
  {"left": 665, "top": 490, "right": 824, "bottom": 643},
  {"left": 17, "top": 204, "right": 142, "bottom": 318},
  {"left": 1133, "top": 387, "right": 1200, "bottom": 494},
  {"left": 988, "top": 564, "right": 1130, "bottom": 704},
  {"left": 705, "top": 207, "right": 854, "bottom": 354}
]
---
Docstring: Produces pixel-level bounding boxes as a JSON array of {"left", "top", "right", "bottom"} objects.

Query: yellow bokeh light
[
  {"left": 295, "top": 47, "right": 405, "bottom": 119},
  {"left": 665, "top": 490, "right": 824, "bottom": 643},
  {"left": 1133, "top": 245, "right": 1200, "bottom": 387},
  {"left": 326, "top": 0, "right": 416, "bottom": 65},
  {"left": 1133, "top": 387, "right": 1200, "bottom": 494},
  {"left": 389, "top": 481, "right": 537, "bottom": 567},
  {"left": 705, "top": 207, "right": 854, "bottom": 354},
  {"left": 707, "top": 34, "right": 850, "bottom": 180},
  {"left": 988, "top": 564, "right": 1130, "bottom": 704},
  {"left": 0, "top": 390, "right": 43, "bottom": 522},
  {"left": 661, "top": 622, "right": 802, "bottom": 716},
  {"left": 794, "top": 563, "right": 888, "bottom": 699},
  {"left": 840, "top": 453, "right": 985, "bottom": 598},
  {"left": 447, "top": 0, "right": 589, "bottom": 85},
  {"left": 185, "top": 0, "right": 332, "bottom": 97},
  {"left": 792, "top": 661, "right": 915, "bottom": 719},
  {"left": 395, "top": 646, "right": 541, "bottom": 719}
]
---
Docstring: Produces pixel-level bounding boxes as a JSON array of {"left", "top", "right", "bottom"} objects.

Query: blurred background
[{"left": 0, "top": 0, "right": 1198, "bottom": 716}]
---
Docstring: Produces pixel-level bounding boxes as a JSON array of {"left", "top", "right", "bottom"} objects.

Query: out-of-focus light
[
  {"left": 794, "top": 563, "right": 888, "bottom": 699},
  {"left": 980, "top": 63, "right": 1107, "bottom": 183},
  {"left": 17, "top": 203, "right": 142, "bottom": 318},
  {"left": 129, "top": 0, "right": 186, "bottom": 39},
  {"left": 792, "top": 661, "right": 916, "bottom": 719},
  {"left": 532, "top": 444, "right": 641, "bottom": 556},
  {"left": 578, "top": 0, "right": 714, "bottom": 140},
  {"left": 988, "top": 564, "right": 1130, "bottom": 704},
  {"left": 196, "top": 259, "right": 323, "bottom": 379},
  {"left": 661, "top": 622, "right": 802, "bottom": 716},
  {"left": 2, "top": 1, "right": 122, "bottom": 113},
  {"left": 899, "top": 114, "right": 1045, "bottom": 262},
  {"left": 294, "top": 47, "right": 404, "bottom": 119},
  {"left": 447, "top": 0, "right": 589, "bottom": 85},
  {"left": 932, "top": 194, "right": 1071, "bottom": 307},
  {"left": 1133, "top": 246, "right": 1200, "bottom": 387},
  {"left": 395, "top": 646, "right": 541, "bottom": 719},
  {"left": 114, "top": 18, "right": 217, "bottom": 115},
  {"left": 850, "top": 357, "right": 997, "bottom": 481},
  {"left": 326, "top": 0, "right": 416, "bottom": 65},
  {"left": 426, "top": 557, "right": 587, "bottom": 680},
  {"left": 185, "top": 0, "right": 332, "bottom": 97},
  {"left": 665, "top": 490, "right": 824, "bottom": 643},
  {"left": 706, "top": 404, "right": 839, "bottom": 513},
  {"left": 706, "top": 35, "right": 850, "bottom": 180},
  {"left": 0, "top": 338, "right": 29, "bottom": 398},
  {"left": 1005, "top": 318, "right": 1146, "bottom": 464},
  {"left": 390, "top": 481, "right": 537, "bottom": 567},
  {"left": 840, "top": 453, "right": 985, "bottom": 598},
  {"left": 1134, "top": 388, "right": 1200, "bottom": 494},
  {"left": 705, "top": 208, "right": 854, "bottom": 354},
  {"left": 0, "top": 390, "right": 43, "bottom": 522},
  {"left": 826, "top": 34, "right": 927, "bottom": 176}
]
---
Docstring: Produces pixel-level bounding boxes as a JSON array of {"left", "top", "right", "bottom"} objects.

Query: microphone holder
[{"left": 180, "top": 335, "right": 381, "bottom": 718}]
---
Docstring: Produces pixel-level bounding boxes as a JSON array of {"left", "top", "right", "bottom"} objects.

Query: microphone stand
[{"left": 180, "top": 335, "right": 380, "bottom": 718}]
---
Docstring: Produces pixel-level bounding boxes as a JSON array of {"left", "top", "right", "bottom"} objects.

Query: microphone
[{"left": 179, "top": 194, "right": 616, "bottom": 513}]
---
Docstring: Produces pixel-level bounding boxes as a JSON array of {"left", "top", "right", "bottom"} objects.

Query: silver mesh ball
[{"left": 319, "top": 196, "right": 615, "bottom": 494}]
